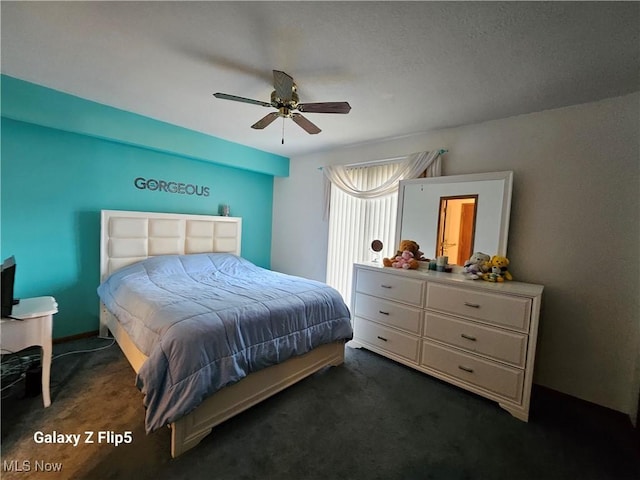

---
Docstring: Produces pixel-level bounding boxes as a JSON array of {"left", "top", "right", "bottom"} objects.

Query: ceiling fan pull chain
[{"left": 282, "top": 117, "right": 285, "bottom": 144}]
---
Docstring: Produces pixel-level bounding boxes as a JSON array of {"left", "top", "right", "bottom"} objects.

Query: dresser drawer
[
  {"left": 356, "top": 269, "right": 424, "bottom": 306},
  {"left": 354, "top": 317, "right": 420, "bottom": 363},
  {"left": 421, "top": 340, "right": 524, "bottom": 403},
  {"left": 426, "top": 283, "right": 531, "bottom": 332},
  {"left": 354, "top": 292, "right": 422, "bottom": 334},
  {"left": 424, "top": 312, "right": 528, "bottom": 367}
]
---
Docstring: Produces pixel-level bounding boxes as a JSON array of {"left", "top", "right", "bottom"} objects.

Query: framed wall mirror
[{"left": 396, "top": 171, "right": 513, "bottom": 266}]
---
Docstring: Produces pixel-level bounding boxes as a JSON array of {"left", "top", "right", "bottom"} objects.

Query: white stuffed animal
[{"left": 463, "top": 252, "right": 490, "bottom": 279}]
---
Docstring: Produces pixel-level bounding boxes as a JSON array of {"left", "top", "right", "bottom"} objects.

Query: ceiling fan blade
[
  {"left": 251, "top": 112, "right": 280, "bottom": 130},
  {"left": 291, "top": 113, "right": 321, "bottom": 134},
  {"left": 213, "top": 92, "right": 272, "bottom": 108},
  {"left": 297, "top": 102, "right": 352, "bottom": 114},
  {"left": 273, "top": 70, "right": 294, "bottom": 102}
]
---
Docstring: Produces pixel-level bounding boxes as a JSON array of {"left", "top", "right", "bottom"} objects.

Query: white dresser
[{"left": 350, "top": 262, "right": 543, "bottom": 421}]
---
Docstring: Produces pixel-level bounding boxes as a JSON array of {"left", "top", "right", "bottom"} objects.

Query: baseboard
[
  {"left": 52, "top": 330, "right": 99, "bottom": 344},
  {"left": 532, "top": 384, "right": 637, "bottom": 431}
]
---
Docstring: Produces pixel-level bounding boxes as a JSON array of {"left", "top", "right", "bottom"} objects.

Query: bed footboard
[
  {"left": 102, "top": 304, "right": 345, "bottom": 458},
  {"left": 170, "top": 340, "right": 345, "bottom": 458},
  {"left": 100, "top": 310, "right": 345, "bottom": 459}
]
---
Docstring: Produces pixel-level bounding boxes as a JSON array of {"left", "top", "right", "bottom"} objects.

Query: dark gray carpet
[{"left": 1, "top": 337, "right": 638, "bottom": 480}]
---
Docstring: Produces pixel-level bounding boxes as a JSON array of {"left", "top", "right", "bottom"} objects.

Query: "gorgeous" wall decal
[{"left": 134, "top": 177, "right": 210, "bottom": 196}]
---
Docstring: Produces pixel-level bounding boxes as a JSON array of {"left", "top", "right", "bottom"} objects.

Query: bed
[{"left": 97, "top": 209, "right": 352, "bottom": 458}]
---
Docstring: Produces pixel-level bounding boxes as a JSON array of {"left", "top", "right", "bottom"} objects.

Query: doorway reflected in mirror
[{"left": 436, "top": 195, "right": 478, "bottom": 265}]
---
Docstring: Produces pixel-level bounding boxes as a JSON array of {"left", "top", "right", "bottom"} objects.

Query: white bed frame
[{"left": 98, "top": 209, "right": 345, "bottom": 458}]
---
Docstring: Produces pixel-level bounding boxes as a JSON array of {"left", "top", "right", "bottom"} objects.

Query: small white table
[{"left": 0, "top": 296, "right": 58, "bottom": 407}]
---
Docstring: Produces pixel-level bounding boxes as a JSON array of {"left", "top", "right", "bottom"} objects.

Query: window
[
  {"left": 326, "top": 163, "right": 399, "bottom": 305},
  {"left": 323, "top": 149, "right": 443, "bottom": 305}
]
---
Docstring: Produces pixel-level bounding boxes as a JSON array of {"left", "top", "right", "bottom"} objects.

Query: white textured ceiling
[{"left": 2, "top": 1, "right": 639, "bottom": 158}]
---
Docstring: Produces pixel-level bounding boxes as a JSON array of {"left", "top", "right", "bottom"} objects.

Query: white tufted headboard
[{"left": 100, "top": 210, "right": 242, "bottom": 281}]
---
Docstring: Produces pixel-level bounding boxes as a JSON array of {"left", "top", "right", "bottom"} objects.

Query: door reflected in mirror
[{"left": 436, "top": 195, "right": 478, "bottom": 265}]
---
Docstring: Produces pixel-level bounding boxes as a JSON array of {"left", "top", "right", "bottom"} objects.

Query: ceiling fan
[{"left": 213, "top": 70, "right": 351, "bottom": 141}]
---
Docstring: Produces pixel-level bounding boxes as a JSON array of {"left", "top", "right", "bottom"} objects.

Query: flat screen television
[{"left": 1, "top": 256, "right": 18, "bottom": 317}]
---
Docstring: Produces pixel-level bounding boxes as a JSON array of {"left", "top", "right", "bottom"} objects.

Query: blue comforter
[{"left": 97, "top": 253, "right": 352, "bottom": 432}]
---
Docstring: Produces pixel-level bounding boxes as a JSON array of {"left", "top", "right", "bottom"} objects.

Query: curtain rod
[{"left": 318, "top": 149, "right": 448, "bottom": 170}]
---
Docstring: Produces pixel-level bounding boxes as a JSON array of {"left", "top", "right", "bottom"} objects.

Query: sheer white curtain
[
  {"left": 324, "top": 150, "right": 443, "bottom": 305},
  {"left": 322, "top": 150, "right": 442, "bottom": 219}
]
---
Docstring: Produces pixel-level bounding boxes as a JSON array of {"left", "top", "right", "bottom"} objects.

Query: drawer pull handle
[
  {"left": 458, "top": 365, "right": 474, "bottom": 373},
  {"left": 464, "top": 302, "right": 480, "bottom": 308},
  {"left": 377, "top": 335, "right": 388, "bottom": 342},
  {"left": 378, "top": 310, "right": 390, "bottom": 315},
  {"left": 460, "top": 333, "right": 477, "bottom": 341},
  {"left": 380, "top": 284, "right": 393, "bottom": 289}
]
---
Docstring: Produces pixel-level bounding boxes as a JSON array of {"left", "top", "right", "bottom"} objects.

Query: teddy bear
[
  {"left": 392, "top": 250, "right": 415, "bottom": 269},
  {"left": 482, "top": 255, "right": 513, "bottom": 282},
  {"left": 462, "top": 252, "right": 490, "bottom": 279},
  {"left": 383, "top": 239, "right": 422, "bottom": 269}
]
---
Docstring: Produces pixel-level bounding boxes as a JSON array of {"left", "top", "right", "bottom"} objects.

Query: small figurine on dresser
[{"left": 382, "top": 239, "right": 424, "bottom": 270}]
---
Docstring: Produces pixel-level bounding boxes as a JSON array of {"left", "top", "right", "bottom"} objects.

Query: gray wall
[{"left": 272, "top": 92, "right": 640, "bottom": 421}]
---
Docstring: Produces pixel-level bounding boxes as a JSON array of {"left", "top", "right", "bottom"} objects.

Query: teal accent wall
[
  {"left": 1, "top": 75, "right": 289, "bottom": 177},
  {"left": 1, "top": 76, "right": 289, "bottom": 339}
]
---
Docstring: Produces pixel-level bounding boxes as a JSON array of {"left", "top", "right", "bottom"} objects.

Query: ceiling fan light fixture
[
  {"left": 214, "top": 69, "right": 351, "bottom": 139},
  {"left": 271, "top": 88, "right": 299, "bottom": 109},
  {"left": 278, "top": 106, "right": 292, "bottom": 118}
]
